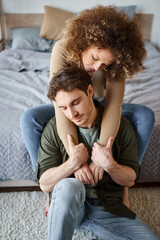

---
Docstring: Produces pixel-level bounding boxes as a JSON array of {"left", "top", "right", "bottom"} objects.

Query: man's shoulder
[
  {"left": 120, "top": 116, "right": 133, "bottom": 128},
  {"left": 120, "top": 116, "right": 132, "bottom": 127},
  {"left": 45, "top": 116, "right": 57, "bottom": 129},
  {"left": 42, "top": 116, "right": 59, "bottom": 140},
  {"left": 117, "top": 116, "right": 136, "bottom": 141}
]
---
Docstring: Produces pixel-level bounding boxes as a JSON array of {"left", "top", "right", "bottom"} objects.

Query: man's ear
[{"left": 87, "top": 84, "right": 94, "bottom": 98}]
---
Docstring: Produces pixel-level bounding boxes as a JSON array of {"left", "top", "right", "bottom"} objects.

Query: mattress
[{"left": 0, "top": 41, "right": 160, "bottom": 182}]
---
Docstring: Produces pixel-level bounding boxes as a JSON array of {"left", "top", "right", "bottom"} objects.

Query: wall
[{"left": 1, "top": 0, "right": 160, "bottom": 49}]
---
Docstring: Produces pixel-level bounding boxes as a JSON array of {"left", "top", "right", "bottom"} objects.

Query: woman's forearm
[
  {"left": 99, "top": 103, "right": 121, "bottom": 145},
  {"left": 99, "top": 78, "right": 125, "bottom": 145}
]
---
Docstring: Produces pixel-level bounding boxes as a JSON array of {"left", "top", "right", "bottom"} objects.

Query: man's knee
[{"left": 52, "top": 178, "right": 86, "bottom": 207}]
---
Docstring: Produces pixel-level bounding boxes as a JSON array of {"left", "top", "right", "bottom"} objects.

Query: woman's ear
[{"left": 87, "top": 84, "right": 94, "bottom": 98}]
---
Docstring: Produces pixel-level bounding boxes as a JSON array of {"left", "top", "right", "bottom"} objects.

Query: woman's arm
[
  {"left": 53, "top": 100, "right": 79, "bottom": 153},
  {"left": 99, "top": 78, "right": 125, "bottom": 145},
  {"left": 98, "top": 81, "right": 130, "bottom": 206},
  {"left": 50, "top": 41, "right": 68, "bottom": 79},
  {"left": 50, "top": 41, "right": 79, "bottom": 154}
]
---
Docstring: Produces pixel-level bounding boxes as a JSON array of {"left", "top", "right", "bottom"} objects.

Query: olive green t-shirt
[{"left": 36, "top": 102, "right": 139, "bottom": 219}]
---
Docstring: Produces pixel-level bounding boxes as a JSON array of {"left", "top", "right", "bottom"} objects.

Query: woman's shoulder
[
  {"left": 50, "top": 40, "right": 72, "bottom": 73},
  {"left": 52, "top": 40, "right": 65, "bottom": 54}
]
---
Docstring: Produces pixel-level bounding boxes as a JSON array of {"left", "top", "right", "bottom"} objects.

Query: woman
[{"left": 21, "top": 6, "right": 155, "bottom": 212}]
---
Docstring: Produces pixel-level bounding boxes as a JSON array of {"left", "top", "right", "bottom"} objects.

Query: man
[{"left": 36, "top": 66, "right": 158, "bottom": 240}]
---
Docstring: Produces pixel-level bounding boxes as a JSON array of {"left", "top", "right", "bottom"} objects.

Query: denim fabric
[
  {"left": 122, "top": 103, "right": 155, "bottom": 163},
  {"left": 48, "top": 178, "right": 86, "bottom": 240},
  {"left": 20, "top": 101, "right": 155, "bottom": 170},
  {"left": 99, "top": 100, "right": 155, "bottom": 164},
  {"left": 20, "top": 104, "right": 54, "bottom": 171},
  {"left": 48, "top": 178, "right": 159, "bottom": 240}
]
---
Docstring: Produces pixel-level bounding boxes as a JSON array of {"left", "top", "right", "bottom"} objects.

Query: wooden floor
[{"left": 0, "top": 182, "right": 160, "bottom": 193}]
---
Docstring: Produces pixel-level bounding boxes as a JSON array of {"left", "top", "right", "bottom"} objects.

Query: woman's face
[{"left": 82, "top": 46, "right": 115, "bottom": 73}]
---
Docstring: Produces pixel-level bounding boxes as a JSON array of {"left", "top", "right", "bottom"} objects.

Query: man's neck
[{"left": 81, "top": 103, "right": 98, "bottom": 129}]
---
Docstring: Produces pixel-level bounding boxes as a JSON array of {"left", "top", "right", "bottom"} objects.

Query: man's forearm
[
  {"left": 39, "top": 158, "right": 79, "bottom": 194},
  {"left": 91, "top": 141, "right": 137, "bottom": 187},
  {"left": 39, "top": 135, "right": 89, "bottom": 194},
  {"left": 105, "top": 161, "right": 136, "bottom": 187}
]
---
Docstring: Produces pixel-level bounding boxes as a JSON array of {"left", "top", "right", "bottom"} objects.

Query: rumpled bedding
[
  {"left": 0, "top": 49, "right": 51, "bottom": 71},
  {"left": 124, "top": 41, "right": 160, "bottom": 125},
  {"left": 0, "top": 50, "right": 51, "bottom": 181},
  {"left": 0, "top": 41, "right": 160, "bottom": 182}
]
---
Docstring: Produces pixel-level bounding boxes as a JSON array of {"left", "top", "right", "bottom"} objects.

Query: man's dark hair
[{"left": 48, "top": 66, "right": 92, "bottom": 101}]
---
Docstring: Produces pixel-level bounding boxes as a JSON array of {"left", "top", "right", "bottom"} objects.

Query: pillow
[
  {"left": 117, "top": 5, "right": 137, "bottom": 19},
  {"left": 75, "top": 5, "right": 137, "bottom": 19},
  {"left": 11, "top": 27, "right": 57, "bottom": 52},
  {"left": 40, "top": 6, "right": 75, "bottom": 41}
]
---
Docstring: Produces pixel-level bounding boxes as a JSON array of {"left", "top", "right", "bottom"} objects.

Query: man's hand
[
  {"left": 74, "top": 163, "right": 95, "bottom": 185},
  {"left": 89, "top": 162, "right": 104, "bottom": 183},
  {"left": 91, "top": 137, "right": 136, "bottom": 187},
  {"left": 91, "top": 137, "right": 114, "bottom": 170},
  {"left": 67, "top": 134, "right": 89, "bottom": 169}
]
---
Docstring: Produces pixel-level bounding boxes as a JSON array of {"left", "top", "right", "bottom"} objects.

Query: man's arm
[
  {"left": 91, "top": 137, "right": 136, "bottom": 187},
  {"left": 74, "top": 163, "right": 95, "bottom": 185},
  {"left": 105, "top": 160, "right": 136, "bottom": 187},
  {"left": 39, "top": 134, "right": 89, "bottom": 194},
  {"left": 39, "top": 158, "right": 80, "bottom": 194}
]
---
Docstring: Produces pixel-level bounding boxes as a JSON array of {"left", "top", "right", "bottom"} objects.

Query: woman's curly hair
[{"left": 63, "top": 5, "right": 146, "bottom": 81}]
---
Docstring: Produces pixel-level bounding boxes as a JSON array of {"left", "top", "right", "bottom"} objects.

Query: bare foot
[
  {"left": 123, "top": 197, "right": 132, "bottom": 209},
  {"left": 44, "top": 194, "right": 50, "bottom": 217},
  {"left": 123, "top": 187, "right": 132, "bottom": 210}
]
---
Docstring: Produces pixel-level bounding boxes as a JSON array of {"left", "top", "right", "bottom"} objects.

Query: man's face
[{"left": 55, "top": 86, "right": 93, "bottom": 128}]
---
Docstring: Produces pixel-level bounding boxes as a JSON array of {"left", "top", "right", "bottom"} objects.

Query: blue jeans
[
  {"left": 20, "top": 102, "right": 155, "bottom": 171},
  {"left": 48, "top": 178, "right": 159, "bottom": 240}
]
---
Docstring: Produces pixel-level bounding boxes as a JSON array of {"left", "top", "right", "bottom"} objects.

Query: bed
[{"left": 0, "top": 6, "right": 160, "bottom": 186}]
